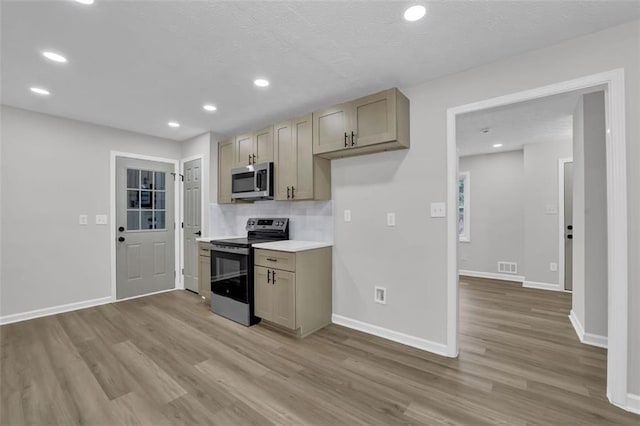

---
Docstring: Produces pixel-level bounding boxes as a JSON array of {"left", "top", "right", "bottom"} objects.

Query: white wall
[
  {"left": 0, "top": 106, "right": 181, "bottom": 318},
  {"left": 459, "top": 150, "right": 525, "bottom": 275},
  {"left": 331, "top": 20, "right": 639, "bottom": 393},
  {"left": 572, "top": 92, "right": 608, "bottom": 338},
  {"left": 523, "top": 140, "right": 573, "bottom": 285}
]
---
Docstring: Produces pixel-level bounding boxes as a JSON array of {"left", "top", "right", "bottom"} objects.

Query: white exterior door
[{"left": 116, "top": 157, "right": 175, "bottom": 299}]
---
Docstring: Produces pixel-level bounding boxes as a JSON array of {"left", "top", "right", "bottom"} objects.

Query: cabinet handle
[
  {"left": 291, "top": 186, "right": 295, "bottom": 199},
  {"left": 266, "top": 258, "right": 278, "bottom": 262},
  {"left": 351, "top": 131, "right": 356, "bottom": 146},
  {"left": 344, "top": 132, "right": 348, "bottom": 147},
  {"left": 287, "top": 186, "right": 290, "bottom": 199},
  {"left": 248, "top": 154, "right": 252, "bottom": 164},
  {"left": 267, "top": 270, "right": 271, "bottom": 283},
  {"left": 252, "top": 154, "right": 256, "bottom": 164},
  {"left": 272, "top": 270, "right": 276, "bottom": 284}
]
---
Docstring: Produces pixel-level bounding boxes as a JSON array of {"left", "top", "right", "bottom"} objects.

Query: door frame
[
  {"left": 446, "top": 69, "right": 628, "bottom": 408},
  {"left": 558, "top": 157, "right": 573, "bottom": 293},
  {"left": 110, "top": 151, "right": 180, "bottom": 300},
  {"left": 179, "top": 154, "right": 206, "bottom": 290}
]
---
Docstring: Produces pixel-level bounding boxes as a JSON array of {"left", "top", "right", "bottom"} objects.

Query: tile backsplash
[{"left": 210, "top": 200, "right": 333, "bottom": 242}]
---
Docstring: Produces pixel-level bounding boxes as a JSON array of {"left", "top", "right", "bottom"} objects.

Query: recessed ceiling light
[
  {"left": 492, "top": 143, "right": 503, "bottom": 148},
  {"left": 168, "top": 121, "right": 180, "bottom": 128},
  {"left": 403, "top": 5, "right": 426, "bottom": 22},
  {"left": 42, "top": 51, "right": 68, "bottom": 63},
  {"left": 254, "top": 78, "right": 270, "bottom": 88},
  {"left": 30, "top": 87, "right": 51, "bottom": 96},
  {"left": 203, "top": 104, "right": 217, "bottom": 112},
  {"left": 75, "top": 0, "right": 94, "bottom": 5}
]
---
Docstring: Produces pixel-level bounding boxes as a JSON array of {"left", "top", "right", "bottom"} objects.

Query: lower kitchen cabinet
[
  {"left": 254, "top": 247, "right": 332, "bottom": 337},
  {"left": 197, "top": 242, "right": 211, "bottom": 303}
]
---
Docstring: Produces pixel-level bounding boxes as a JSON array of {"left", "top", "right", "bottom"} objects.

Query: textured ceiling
[
  {"left": 2, "top": 1, "right": 639, "bottom": 141},
  {"left": 456, "top": 88, "right": 604, "bottom": 157}
]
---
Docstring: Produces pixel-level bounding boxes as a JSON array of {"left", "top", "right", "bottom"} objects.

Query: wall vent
[
  {"left": 498, "top": 262, "right": 518, "bottom": 274},
  {"left": 374, "top": 287, "right": 387, "bottom": 304}
]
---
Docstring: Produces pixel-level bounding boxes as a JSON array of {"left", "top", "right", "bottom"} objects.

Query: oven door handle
[{"left": 210, "top": 246, "right": 250, "bottom": 256}]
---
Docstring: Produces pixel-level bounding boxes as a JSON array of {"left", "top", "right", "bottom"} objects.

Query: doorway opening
[{"left": 446, "top": 69, "right": 629, "bottom": 409}]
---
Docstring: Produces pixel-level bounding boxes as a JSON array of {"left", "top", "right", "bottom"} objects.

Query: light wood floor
[{"left": 1, "top": 278, "right": 637, "bottom": 425}]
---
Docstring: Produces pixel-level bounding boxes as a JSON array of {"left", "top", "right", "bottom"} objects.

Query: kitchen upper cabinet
[
  {"left": 274, "top": 114, "right": 331, "bottom": 201},
  {"left": 312, "top": 103, "right": 352, "bottom": 155},
  {"left": 312, "top": 88, "right": 410, "bottom": 159},
  {"left": 234, "top": 133, "right": 255, "bottom": 167},
  {"left": 234, "top": 126, "right": 273, "bottom": 167},
  {"left": 254, "top": 247, "right": 332, "bottom": 337},
  {"left": 217, "top": 139, "right": 234, "bottom": 204}
]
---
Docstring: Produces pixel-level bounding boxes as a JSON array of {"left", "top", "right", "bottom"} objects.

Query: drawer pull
[{"left": 266, "top": 258, "right": 278, "bottom": 262}]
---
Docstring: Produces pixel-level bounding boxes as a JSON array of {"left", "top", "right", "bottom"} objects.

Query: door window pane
[
  {"left": 154, "top": 191, "right": 165, "bottom": 209},
  {"left": 154, "top": 211, "right": 165, "bottom": 230},
  {"left": 127, "top": 190, "right": 140, "bottom": 208},
  {"left": 154, "top": 172, "right": 166, "bottom": 190},
  {"left": 140, "top": 191, "right": 152, "bottom": 209},
  {"left": 141, "top": 170, "right": 153, "bottom": 189},
  {"left": 127, "top": 169, "right": 139, "bottom": 189},
  {"left": 141, "top": 210, "right": 154, "bottom": 229},
  {"left": 127, "top": 211, "right": 140, "bottom": 230}
]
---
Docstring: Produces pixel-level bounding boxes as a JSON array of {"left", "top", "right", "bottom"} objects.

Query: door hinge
[
  {"left": 182, "top": 268, "right": 184, "bottom": 275},
  {"left": 181, "top": 222, "right": 184, "bottom": 229}
]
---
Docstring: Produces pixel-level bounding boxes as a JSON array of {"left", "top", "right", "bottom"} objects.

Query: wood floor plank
[{"left": 1, "top": 279, "right": 638, "bottom": 425}]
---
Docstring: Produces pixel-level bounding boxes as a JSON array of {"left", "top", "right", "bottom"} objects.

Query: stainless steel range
[{"left": 209, "top": 218, "right": 289, "bottom": 326}]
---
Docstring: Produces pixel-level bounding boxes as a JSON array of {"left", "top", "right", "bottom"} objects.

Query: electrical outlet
[
  {"left": 95, "top": 214, "right": 108, "bottom": 225},
  {"left": 374, "top": 286, "right": 387, "bottom": 304},
  {"left": 387, "top": 213, "right": 396, "bottom": 227},
  {"left": 430, "top": 202, "right": 446, "bottom": 218},
  {"left": 344, "top": 209, "right": 351, "bottom": 222},
  {"left": 79, "top": 214, "right": 88, "bottom": 225},
  {"left": 550, "top": 262, "right": 558, "bottom": 272}
]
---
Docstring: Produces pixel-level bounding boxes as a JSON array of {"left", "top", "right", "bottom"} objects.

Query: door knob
[
  {"left": 118, "top": 236, "right": 125, "bottom": 242},
  {"left": 194, "top": 231, "right": 202, "bottom": 236},
  {"left": 118, "top": 226, "right": 125, "bottom": 232},
  {"left": 567, "top": 235, "right": 573, "bottom": 239}
]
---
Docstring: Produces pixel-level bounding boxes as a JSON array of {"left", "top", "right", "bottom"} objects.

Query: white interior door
[
  {"left": 116, "top": 157, "right": 175, "bottom": 299},
  {"left": 183, "top": 158, "right": 202, "bottom": 293}
]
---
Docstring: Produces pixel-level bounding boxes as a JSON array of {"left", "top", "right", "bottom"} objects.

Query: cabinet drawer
[
  {"left": 255, "top": 249, "right": 295, "bottom": 272},
  {"left": 198, "top": 242, "right": 211, "bottom": 257}
]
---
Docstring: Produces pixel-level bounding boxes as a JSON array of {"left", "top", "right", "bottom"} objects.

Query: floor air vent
[{"left": 498, "top": 262, "right": 518, "bottom": 274}]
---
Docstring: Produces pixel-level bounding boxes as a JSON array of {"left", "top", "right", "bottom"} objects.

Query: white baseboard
[
  {"left": 568, "top": 310, "right": 608, "bottom": 349},
  {"left": 0, "top": 288, "right": 179, "bottom": 326},
  {"left": 0, "top": 296, "right": 113, "bottom": 325},
  {"left": 626, "top": 393, "right": 640, "bottom": 415},
  {"left": 459, "top": 270, "right": 525, "bottom": 283},
  {"left": 523, "top": 280, "right": 564, "bottom": 292},
  {"left": 332, "top": 314, "right": 451, "bottom": 357}
]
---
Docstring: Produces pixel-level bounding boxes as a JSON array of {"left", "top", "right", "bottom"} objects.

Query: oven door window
[
  {"left": 211, "top": 250, "right": 248, "bottom": 303},
  {"left": 232, "top": 172, "right": 255, "bottom": 194}
]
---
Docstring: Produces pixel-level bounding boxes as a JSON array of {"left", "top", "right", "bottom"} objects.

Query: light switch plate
[
  {"left": 430, "top": 202, "right": 446, "bottom": 218},
  {"left": 387, "top": 213, "right": 396, "bottom": 227},
  {"left": 550, "top": 262, "right": 558, "bottom": 272},
  {"left": 344, "top": 209, "right": 351, "bottom": 222},
  {"left": 96, "top": 214, "right": 108, "bottom": 225},
  {"left": 79, "top": 214, "right": 88, "bottom": 225}
]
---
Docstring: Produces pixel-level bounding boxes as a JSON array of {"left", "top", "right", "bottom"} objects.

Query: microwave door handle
[{"left": 255, "top": 172, "right": 262, "bottom": 191}]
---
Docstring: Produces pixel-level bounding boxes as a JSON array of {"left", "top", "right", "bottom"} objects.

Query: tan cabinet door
[
  {"left": 313, "top": 103, "right": 352, "bottom": 155},
  {"left": 292, "top": 114, "right": 314, "bottom": 200},
  {"left": 254, "top": 266, "right": 273, "bottom": 321},
  {"left": 235, "top": 133, "right": 254, "bottom": 167},
  {"left": 274, "top": 121, "right": 295, "bottom": 201},
  {"left": 352, "top": 89, "right": 397, "bottom": 148},
  {"left": 198, "top": 255, "right": 210, "bottom": 302},
  {"left": 217, "top": 140, "right": 234, "bottom": 204},
  {"left": 271, "top": 269, "right": 295, "bottom": 329},
  {"left": 255, "top": 126, "right": 274, "bottom": 164}
]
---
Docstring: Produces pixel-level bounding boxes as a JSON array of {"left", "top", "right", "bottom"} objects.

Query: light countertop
[
  {"left": 196, "top": 236, "right": 244, "bottom": 242},
  {"left": 252, "top": 240, "right": 333, "bottom": 253}
]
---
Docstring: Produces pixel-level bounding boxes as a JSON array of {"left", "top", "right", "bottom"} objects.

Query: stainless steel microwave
[{"left": 231, "top": 162, "right": 274, "bottom": 200}]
